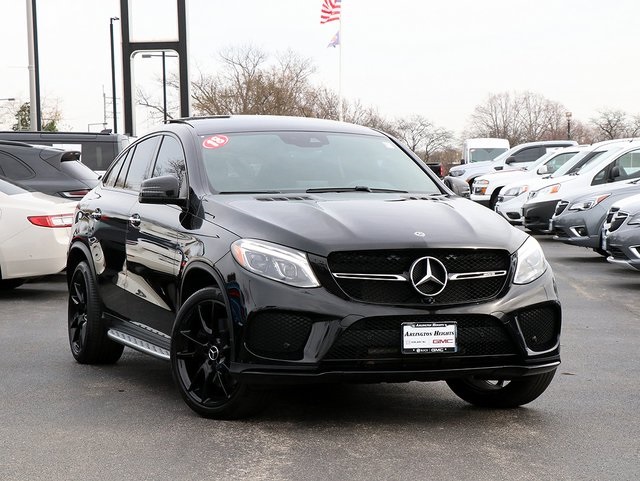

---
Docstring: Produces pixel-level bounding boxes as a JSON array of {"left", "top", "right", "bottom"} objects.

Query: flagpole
[{"left": 338, "top": 16, "right": 343, "bottom": 122}]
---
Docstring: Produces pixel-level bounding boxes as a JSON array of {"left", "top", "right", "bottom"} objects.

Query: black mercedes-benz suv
[{"left": 67, "top": 115, "right": 561, "bottom": 418}]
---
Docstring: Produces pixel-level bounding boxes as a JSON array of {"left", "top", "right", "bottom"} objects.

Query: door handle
[
  {"left": 90, "top": 209, "right": 102, "bottom": 220},
  {"left": 129, "top": 214, "right": 141, "bottom": 228}
]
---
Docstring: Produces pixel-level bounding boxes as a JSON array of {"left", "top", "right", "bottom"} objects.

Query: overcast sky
[{"left": 2, "top": 0, "right": 639, "bottom": 139}]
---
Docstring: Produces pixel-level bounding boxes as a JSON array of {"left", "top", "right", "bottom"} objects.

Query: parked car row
[{"left": 461, "top": 136, "right": 640, "bottom": 271}]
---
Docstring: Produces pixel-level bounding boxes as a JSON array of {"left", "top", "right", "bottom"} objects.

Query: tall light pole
[
  {"left": 110, "top": 17, "right": 119, "bottom": 133},
  {"left": 142, "top": 52, "right": 177, "bottom": 122},
  {"left": 566, "top": 111, "right": 572, "bottom": 140},
  {"left": 26, "top": 0, "right": 42, "bottom": 130}
]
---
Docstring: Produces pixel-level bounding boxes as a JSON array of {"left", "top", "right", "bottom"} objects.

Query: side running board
[{"left": 107, "top": 329, "right": 170, "bottom": 361}]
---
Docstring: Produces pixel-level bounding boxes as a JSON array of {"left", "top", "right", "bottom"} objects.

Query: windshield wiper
[
  {"left": 306, "top": 186, "right": 408, "bottom": 193},
  {"left": 218, "top": 190, "right": 282, "bottom": 194}
]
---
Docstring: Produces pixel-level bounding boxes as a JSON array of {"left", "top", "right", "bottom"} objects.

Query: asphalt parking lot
[{"left": 1, "top": 236, "right": 639, "bottom": 481}]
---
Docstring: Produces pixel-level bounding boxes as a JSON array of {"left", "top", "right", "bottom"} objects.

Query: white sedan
[{"left": 0, "top": 177, "right": 76, "bottom": 289}]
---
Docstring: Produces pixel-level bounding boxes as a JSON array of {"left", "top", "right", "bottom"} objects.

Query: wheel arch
[
  {"left": 180, "top": 260, "right": 226, "bottom": 308},
  {"left": 66, "top": 241, "right": 94, "bottom": 285}
]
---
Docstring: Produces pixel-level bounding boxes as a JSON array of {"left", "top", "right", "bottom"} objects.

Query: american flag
[{"left": 320, "top": 0, "right": 341, "bottom": 24}]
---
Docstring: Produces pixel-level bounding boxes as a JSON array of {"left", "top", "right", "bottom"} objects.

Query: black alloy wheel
[
  {"left": 68, "top": 261, "right": 124, "bottom": 364},
  {"left": 170, "top": 287, "right": 267, "bottom": 419},
  {"left": 446, "top": 369, "right": 557, "bottom": 408}
]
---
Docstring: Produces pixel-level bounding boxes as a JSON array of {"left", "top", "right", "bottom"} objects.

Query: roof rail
[{"left": 167, "top": 115, "right": 232, "bottom": 125}]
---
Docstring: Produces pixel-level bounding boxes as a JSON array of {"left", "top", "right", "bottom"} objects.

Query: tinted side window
[
  {"left": 103, "top": 148, "right": 131, "bottom": 187},
  {"left": 152, "top": 136, "right": 187, "bottom": 196},
  {"left": 513, "top": 146, "right": 544, "bottom": 163},
  {"left": 123, "top": 137, "right": 160, "bottom": 191},
  {"left": 0, "top": 151, "right": 36, "bottom": 180},
  {"left": 611, "top": 148, "right": 640, "bottom": 182}
]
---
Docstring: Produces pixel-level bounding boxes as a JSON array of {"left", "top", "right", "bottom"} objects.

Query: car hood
[
  {"left": 450, "top": 160, "right": 493, "bottom": 172},
  {"left": 203, "top": 193, "right": 528, "bottom": 256},
  {"left": 477, "top": 169, "right": 531, "bottom": 185},
  {"left": 561, "top": 180, "right": 640, "bottom": 204}
]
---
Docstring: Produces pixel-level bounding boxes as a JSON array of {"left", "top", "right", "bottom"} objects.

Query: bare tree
[
  {"left": 393, "top": 115, "right": 454, "bottom": 162},
  {"left": 467, "top": 91, "right": 570, "bottom": 145},
  {"left": 590, "top": 109, "right": 638, "bottom": 140}
]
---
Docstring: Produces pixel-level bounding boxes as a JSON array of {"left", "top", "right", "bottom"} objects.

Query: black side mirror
[
  {"left": 139, "top": 175, "right": 186, "bottom": 205},
  {"left": 504, "top": 156, "right": 518, "bottom": 165}
]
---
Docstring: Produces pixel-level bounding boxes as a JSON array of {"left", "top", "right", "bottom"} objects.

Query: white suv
[
  {"left": 522, "top": 140, "right": 640, "bottom": 232},
  {"left": 471, "top": 146, "right": 582, "bottom": 208},
  {"left": 446, "top": 140, "right": 577, "bottom": 186}
]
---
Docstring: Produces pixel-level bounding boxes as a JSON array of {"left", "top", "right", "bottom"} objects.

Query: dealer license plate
[{"left": 401, "top": 322, "right": 457, "bottom": 354}]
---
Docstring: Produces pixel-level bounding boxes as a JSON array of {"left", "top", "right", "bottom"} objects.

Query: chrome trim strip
[
  {"left": 333, "top": 271, "right": 508, "bottom": 282},
  {"left": 107, "top": 329, "right": 170, "bottom": 361},
  {"left": 131, "top": 321, "right": 171, "bottom": 340},
  {"left": 448, "top": 270, "right": 507, "bottom": 280},
  {"left": 332, "top": 273, "right": 407, "bottom": 281}
]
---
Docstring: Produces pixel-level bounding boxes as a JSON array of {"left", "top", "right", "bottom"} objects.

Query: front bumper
[
  {"left": 494, "top": 194, "right": 525, "bottom": 225},
  {"left": 523, "top": 200, "right": 559, "bottom": 232},
  {"left": 470, "top": 191, "right": 491, "bottom": 206},
  {"left": 222, "top": 254, "right": 562, "bottom": 384},
  {"left": 605, "top": 229, "right": 640, "bottom": 271},
  {"left": 552, "top": 209, "right": 607, "bottom": 249}
]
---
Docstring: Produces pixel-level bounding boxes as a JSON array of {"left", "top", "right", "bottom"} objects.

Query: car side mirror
[
  {"left": 537, "top": 165, "right": 548, "bottom": 175},
  {"left": 139, "top": 175, "right": 186, "bottom": 206},
  {"left": 504, "top": 156, "right": 518, "bottom": 165}
]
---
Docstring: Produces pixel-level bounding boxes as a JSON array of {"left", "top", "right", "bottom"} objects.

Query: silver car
[{"left": 551, "top": 180, "right": 640, "bottom": 255}]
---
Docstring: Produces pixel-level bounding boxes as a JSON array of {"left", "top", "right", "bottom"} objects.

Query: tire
[
  {"left": 170, "top": 287, "right": 269, "bottom": 419},
  {"left": 489, "top": 188, "right": 502, "bottom": 209},
  {"left": 446, "top": 369, "right": 557, "bottom": 408},
  {"left": 0, "top": 279, "right": 25, "bottom": 290},
  {"left": 68, "top": 261, "right": 124, "bottom": 364}
]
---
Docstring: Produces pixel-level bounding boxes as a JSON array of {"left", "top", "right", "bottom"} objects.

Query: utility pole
[
  {"left": 26, "top": 0, "right": 42, "bottom": 130},
  {"left": 110, "top": 17, "right": 119, "bottom": 133}
]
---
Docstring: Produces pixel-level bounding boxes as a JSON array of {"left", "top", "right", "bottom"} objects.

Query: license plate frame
[{"left": 401, "top": 322, "right": 457, "bottom": 354}]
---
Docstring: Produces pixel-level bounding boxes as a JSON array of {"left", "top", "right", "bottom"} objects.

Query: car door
[
  {"left": 123, "top": 134, "right": 187, "bottom": 335},
  {"left": 81, "top": 143, "right": 147, "bottom": 320}
]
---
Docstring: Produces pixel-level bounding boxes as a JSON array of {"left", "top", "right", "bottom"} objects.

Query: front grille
[
  {"left": 605, "top": 207, "right": 620, "bottom": 224},
  {"left": 327, "top": 249, "right": 510, "bottom": 306},
  {"left": 245, "top": 311, "right": 313, "bottom": 360},
  {"left": 609, "top": 212, "right": 629, "bottom": 232},
  {"left": 516, "top": 305, "right": 560, "bottom": 352},
  {"left": 555, "top": 201, "right": 569, "bottom": 216},
  {"left": 323, "top": 315, "right": 517, "bottom": 360}
]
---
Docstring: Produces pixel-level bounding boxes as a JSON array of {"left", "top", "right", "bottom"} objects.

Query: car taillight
[
  {"left": 60, "top": 189, "right": 91, "bottom": 199},
  {"left": 27, "top": 214, "right": 74, "bottom": 228}
]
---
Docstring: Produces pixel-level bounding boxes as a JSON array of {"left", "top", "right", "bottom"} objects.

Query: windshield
[
  {"left": 200, "top": 131, "right": 442, "bottom": 194},
  {"left": 529, "top": 150, "right": 579, "bottom": 173},
  {"left": 469, "top": 147, "right": 507, "bottom": 162}
]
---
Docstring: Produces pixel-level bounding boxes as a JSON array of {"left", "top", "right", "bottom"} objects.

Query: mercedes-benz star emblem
[{"left": 409, "top": 256, "right": 448, "bottom": 296}]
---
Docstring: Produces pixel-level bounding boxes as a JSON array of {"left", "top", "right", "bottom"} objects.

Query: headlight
[
  {"left": 449, "top": 169, "right": 465, "bottom": 177},
  {"left": 514, "top": 237, "right": 547, "bottom": 284},
  {"left": 231, "top": 239, "right": 320, "bottom": 288},
  {"left": 473, "top": 179, "right": 489, "bottom": 195},
  {"left": 568, "top": 193, "right": 610, "bottom": 211},
  {"left": 503, "top": 185, "right": 528, "bottom": 197},
  {"left": 539, "top": 183, "right": 562, "bottom": 196}
]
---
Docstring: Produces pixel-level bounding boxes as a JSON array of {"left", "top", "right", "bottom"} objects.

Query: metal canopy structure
[{"left": 119, "top": 0, "right": 190, "bottom": 136}]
